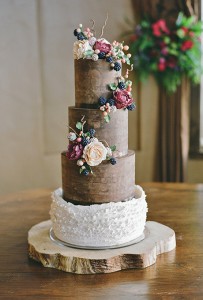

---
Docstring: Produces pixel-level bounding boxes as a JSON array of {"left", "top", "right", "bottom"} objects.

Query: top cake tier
[{"left": 75, "top": 59, "right": 121, "bottom": 108}]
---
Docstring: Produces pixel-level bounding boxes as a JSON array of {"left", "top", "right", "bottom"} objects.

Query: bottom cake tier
[{"left": 50, "top": 185, "right": 147, "bottom": 248}]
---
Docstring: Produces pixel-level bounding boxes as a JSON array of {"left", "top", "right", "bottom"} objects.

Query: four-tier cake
[{"left": 50, "top": 21, "right": 148, "bottom": 248}]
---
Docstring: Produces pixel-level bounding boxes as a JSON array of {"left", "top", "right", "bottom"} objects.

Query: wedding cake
[{"left": 50, "top": 21, "right": 147, "bottom": 248}]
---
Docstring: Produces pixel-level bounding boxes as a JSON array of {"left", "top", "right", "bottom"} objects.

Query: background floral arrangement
[{"left": 128, "top": 12, "right": 203, "bottom": 93}]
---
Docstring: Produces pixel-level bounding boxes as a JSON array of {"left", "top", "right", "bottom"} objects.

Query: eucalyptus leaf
[
  {"left": 104, "top": 114, "right": 110, "bottom": 123},
  {"left": 108, "top": 83, "right": 117, "bottom": 91},
  {"left": 110, "top": 145, "right": 116, "bottom": 152},
  {"left": 125, "top": 80, "right": 132, "bottom": 87},
  {"left": 76, "top": 122, "right": 82, "bottom": 130}
]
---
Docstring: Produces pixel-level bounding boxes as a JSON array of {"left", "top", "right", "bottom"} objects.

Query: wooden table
[{"left": 0, "top": 182, "right": 203, "bottom": 299}]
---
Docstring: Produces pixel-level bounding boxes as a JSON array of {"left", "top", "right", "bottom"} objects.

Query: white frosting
[{"left": 50, "top": 185, "right": 148, "bottom": 247}]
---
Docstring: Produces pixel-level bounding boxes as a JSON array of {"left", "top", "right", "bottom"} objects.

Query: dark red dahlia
[{"left": 67, "top": 143, "right": 83, "bottom": 160}]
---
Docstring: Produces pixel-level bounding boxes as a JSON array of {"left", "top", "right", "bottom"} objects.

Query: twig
[
  {"left": 90, "top": 19, "right": 96, "bottom": 36},
  {"left": 99, "top": 13, "right": 108, "bottom": 38},
  {"left": 69, "top": 126, "right": 78, "bottom": 136}
]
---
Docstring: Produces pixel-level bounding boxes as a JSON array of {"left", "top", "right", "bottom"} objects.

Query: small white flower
[
  {"left": 68, "top": 132, "right": 76, "bottom": 141},
  {"left": 106, "top": 147, "right": 112, "bottom": 157},
  {"left": 111, "top": 105, "right": 117, "bottom": 113},
  {"left": 89, "top": 37, "right": 97, "bottom": 47},
  {"left": 73, "top": 40, "right": 93, "bottom": 59},
  {"left": 92, "top": 54, "right": 99, "bottom": 61},
  {"left": 77, "top": 159, "right": 84, "bottom": 166}
]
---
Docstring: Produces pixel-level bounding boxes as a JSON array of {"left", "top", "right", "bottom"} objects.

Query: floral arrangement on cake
[
  {"left": 67, "top": 116, "right": 118, "bottom": 175},
  {"left": 128, "top": 12, "right": 203, "bottom": 93},
  {"left": 73, "top": 17, "right": 136, "bottom": 122}
]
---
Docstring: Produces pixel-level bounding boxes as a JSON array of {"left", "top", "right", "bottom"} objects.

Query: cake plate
[{"left": 28, "top": 220, "right": 176, "bottom": 274}]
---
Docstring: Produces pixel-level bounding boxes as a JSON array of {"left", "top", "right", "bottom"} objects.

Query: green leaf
[
  {"left": 176, "top": 29, "right": 185, "bottom": 38},
  {"left": 108, "top": 83, "right": 117, "bottom": 91},
  {"left": 104, "top": 114, "right": 110, "bottom": 123},
  {"left": 125, "top": 80, "right": 132, "bottom": 87},
  {"left": 79, "top": 168, "right": 83, "bottom": 174},
  {"left": 110, "top": 145, "right": 116, "bottom": 152},
  {"left": 176, "top": 12, "right": 184, "bottom": 27},
  {"left": 84, "top": 49, "right": 94, "bottom": 57},
  {"left": 76, "top": 122, "right": 82, "bottom": 130}
]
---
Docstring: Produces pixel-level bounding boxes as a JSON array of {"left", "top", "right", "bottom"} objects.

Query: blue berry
[
  {"left": 127, "top": 103, "right": 136, "bottom": 111},
  {"left": 83, "top": 169, "right": 89, "bottom": 176},
  {"left": 107, "top": 99, "right": 115, "bottom": 106},
  {"left": 73, "top": 29, "right": 78, "bottom": 36},
  {"left": 98, "top": 96, "right": 106, "bottom": 106},
  {"left": 81, "top": 138, "right": 89, "bottom": 146},
  {"left": 89, "top": 128, "right": 96, "bottom": 137},
  {"left": 77, "top": 33, "right": 86, "bottom": 41},
  {"left": 118, "top": 82, "right": 126, "bottom": 90},
  {"left": 114, "top": 62, "right": 121, "bottom": 71},
  {"left": 98, "top": 52, "right": 106, "bottom": 59},
  {"left": 110, "top": 157, "right": 117, "bottom": 165},
  {"left": 106, "top": 56, "right": 113, "bottom": 63}
]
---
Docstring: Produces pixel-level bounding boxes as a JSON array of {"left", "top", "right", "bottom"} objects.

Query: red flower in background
[
  {"left": 182, "top": 27, "right": 189, "bottom": 35},
  {"left": 152, "top": 19, "right": 170, "bottom": 36},
  {"left": 158, "top": 57, "right": 167, "bottom": 71},
  {"left": 181, "top": 40, "right": 194, "bottom": 51}
]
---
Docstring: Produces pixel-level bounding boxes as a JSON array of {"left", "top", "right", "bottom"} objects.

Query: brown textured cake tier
[
  {"left": 69, "top": 106, "right": 128, "bottom": 155},
  {"left": 62, "top": 150, "right": 135, "bottom": 204},
  {"left": 75, "top": 59, "right": 121, "bottom": 108}
]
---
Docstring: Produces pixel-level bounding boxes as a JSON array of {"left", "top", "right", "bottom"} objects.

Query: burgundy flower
[
  {"left": 67, "top": 143, "right": 83, "bottom": 160},
  {"left": 167, "top": 57, "right": 177, "bottom": 68},
  {"left": 113, "top": 90, "right": 133, "bottom": 109},
  {"left": 181, "top": 40, "right": 193, "bottom": 51},
  {"left": 94, "top": 39, "right": 112, "bottom": 54},
  {"left": 152, "top": 19, "right": 170, "bottom": 37}
]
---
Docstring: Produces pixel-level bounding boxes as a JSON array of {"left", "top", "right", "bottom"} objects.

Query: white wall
[{"left": 0, "top": 0, "right": 202, "bottom": 195}]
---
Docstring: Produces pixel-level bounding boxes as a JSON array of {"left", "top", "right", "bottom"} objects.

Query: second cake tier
[
  {"left": 69, "top": 106, "right": 128, "bottom": 156},
  {"left": 62, "top": 150, "right": 135, "bottom": 204}
]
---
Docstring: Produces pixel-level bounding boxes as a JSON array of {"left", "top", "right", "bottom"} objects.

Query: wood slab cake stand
[{"left": 28, "top": 220, "right": 176, "bottom": 274}]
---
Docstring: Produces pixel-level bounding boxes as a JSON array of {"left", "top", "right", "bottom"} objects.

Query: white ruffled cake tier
[{"left": 50, "top": 185, "right": 148, "bottom": 248}]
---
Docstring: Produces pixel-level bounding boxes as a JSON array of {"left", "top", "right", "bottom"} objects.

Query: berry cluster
[
  {"left": 98, "top": 97, "right": 115, "bottom": 123},
  {"left": 73, "top": 24, "right": 94, "bottom": 41}
]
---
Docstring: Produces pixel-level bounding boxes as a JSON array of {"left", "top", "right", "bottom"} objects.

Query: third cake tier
[{"left": 62, "top": 150, "right": 135, "bottom": 204}]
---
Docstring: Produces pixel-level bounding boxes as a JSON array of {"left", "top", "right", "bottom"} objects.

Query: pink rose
[
  {"left": 113, "top": 90, "right": 133, "bottom": 109},
  {"left": 94, "top": 38, "right": 112, "bottom": 54},
  {"left": 67, "top": 143, "right": 83, "bottom": 160}
]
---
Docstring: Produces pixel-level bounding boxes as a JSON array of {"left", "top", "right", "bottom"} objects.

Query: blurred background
[{"left": 0, "top": 0, "right": 203, "bottom": 195}]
